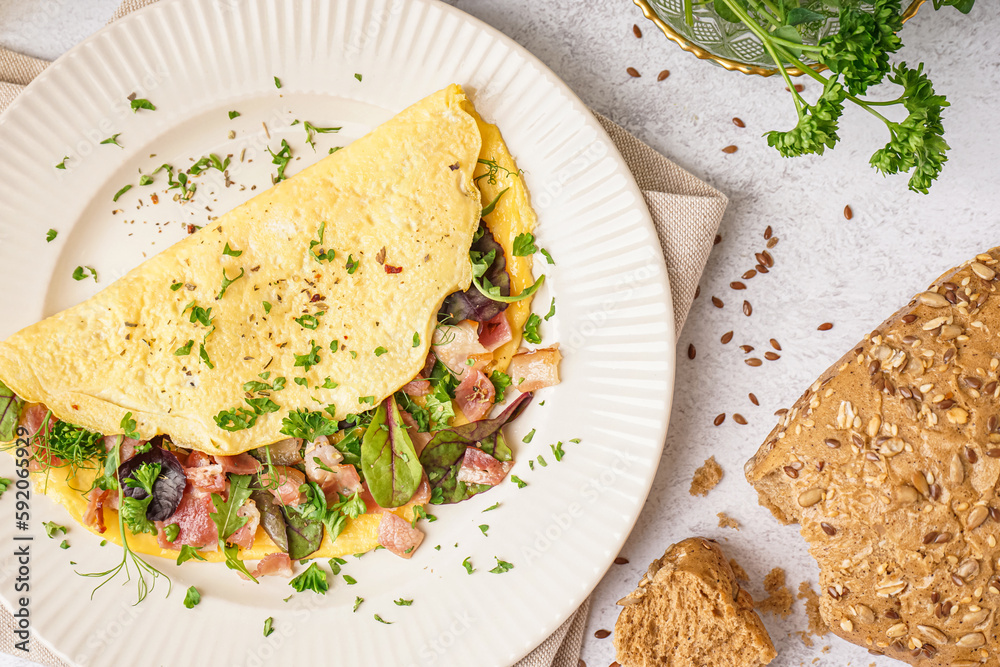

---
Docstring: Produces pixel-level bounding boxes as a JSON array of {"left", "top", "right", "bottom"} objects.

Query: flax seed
[
  {"left": 743, "top": 300, "right": 752, "bottom": 316},
  {"left": 594, "top": 629, "right": 611, "bottom": 639},
  {"left": 742, "top": 270, "right": 757, "bottom": 280},
  {"left": 746, "top": 358, "right": 763, "bottom": 367},
  {"left": 657, "top": 69, "right": 670, "bottom": 81},
  {"left": 740, "top": 345, "right": 754, "bottom": 353},
  {"left": 818, "top": 322, "right": 834, "bottom": 331},
  {"left": 767, "top": 237, "right": 779, "bottom": 249},
  {"left": 722, "top": 145, "right": 738, "bottom": 154},
  {"left": 712, "top": 296, "right": 724, "bottom": 308},
  {"left": 770, "top": 339, "right": 781, "bottom": 351},
  {"left": 756, "top": 264, "right": 768, "bottom": 274},
  {"left": 627, "top": 67, "right": 640, "bottom": 78},
  {"left": 749, "top": 393, "right": 759, "bottom": 406},
  {"left": 688, "top": 344, "right": 696, "bottom": 359},
  {"left": 714, "top": 413, "right": 726, "bottom": 426},
  {"left": 721, "top": 331, "right": 734, "bottom": 344},
  {"left": 844, "top": 205, "right": 853, "bottom": 220},
  {"left": 731, "top": 281, "right": 746, "bottom": 290},
  {"left": 733, "top": 117, "right": 745, "bottom": 128},
  {"left": 764, "top": 225, "right": 772, "bottom": 240},
  {"left": 761, "top": 250, "right": 774, "bottom": 267},
  {"left": 820, "top": 522, "right": 836, "bottom": 536},
  {"left": 714, "top": 234, "right": 722, "bottom": 245},
  {"left": 733, "top": 413, "right": 747, "bottom": 425},
  {"left": 614, "top": 556, "right": 629, "bottom": 565},
  {"left": 765, "top": 351, "right": 780, "bottom": 361},
  {"left": 694, "top": 285, "right": 701, "bottom": 299},
  {"left": 632, "top": 24, "right": 642, "bottom": 38}
]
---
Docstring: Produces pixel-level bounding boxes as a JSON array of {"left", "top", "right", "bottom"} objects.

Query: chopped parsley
[
  {"left": 45, "top": 229, "right": 57, "bottom": 242},
  {"left": 273, "top": 76, "right": 282, "bottom": 89},
  {"left": 263, "top": 301, "right": 272, "bottom": 314},
  {"left": 43, "top": 521, "right": 67, "bottom": 538},
  {"left": 545, "top": 298, "right": 556, "bottom": 320},
  {"left": 55, "top": 156, "right": 69, "bottom": 169},
  {"left": 489, "top": 558, "right": 514, "bottom": 574},
  {"left": 374, "top": 614, "right": 392, "bottom": 625},
  {"left": 72, "top": 266, "right": 98, "bottom": 282},
  {"left": 59, "top": 540, "right": 69, "bottom": 549},
  {"left": 329, "top": 557, "right": 346, "bottom": 575},
  {"left": 0, "top": 478, "right": 10, "bottom": 498},
  {"left": 489, "top": 371, "right": 512, "bottom": 402},
  {"left": 190, "top": 153, "right": 230, "bottom": 175},
  {"left": 295, "top": 314, "right": 320, "bottom": 330},
  {"left": 540, "top": 248, "right": 555, "bottom": 265},
  {"left": 354, "top": 73, "right": 363, "bottom": 82},
  {"left": 462, "top": 557, "right": 475, "bottom": 574},
  {"left": 228, "top": 110, "right": 241, "bottom": 119},
  {"left": 479, "top": 525, "right": 489, "bottom": 536},
  {"left": 303, "top": 121, "right": 341, "bottom": 150},
  {"left": 279, "top": 408, "right": 337, "bottom": 441},
  {"left": 223, "top": 243, "right": 242, "bottom": 257},
  {"left": 163, "top": 523, "right": 180, "bottom": 543},
  {"left": 512, "top": 233, "right": 537, "bottom": 256},
  {"left": 309, "top": 221, "right": 335, "bottom": 263},
  {"left": 139, "top": 174, "right": 154, "bottom": 186},
  {"left": 183, "top": 586, "right": 201, "bottom": 608},
  {"left": 321, "top": 378, "right": 338, "bottom": 389},
  {"left": 170, "top": 282, "right": 183, "bottom": 291},
  {"left": 130, "top": 97, "right": 156, "bottom": 112},
  {"left": 216, "top": 267, "right": 244, "bottom": 299},
  {"left": 199, "top": 344, "right": 214, "bottom": 369},
  {"left": 412, "top": 332, "right": 420, "bottom": 347},
  {"left": 174, "top": 340, "right": 194, "bottom": 356},
  {"left": 100, "top": 133, "right": 122, "bottom": 148},
  {"left": 394, "top": 598, "right": 413, "bottom": 606},
  {"left": 353, "top": 596, "right": 363, "bottom": 612},
  {"left": 522, "top": 313, "right": 542, "bottom": 344},
  {"left": 358, "top": 395, "right": 374, "bottom": 405},
  {"left": 330, "top": 340, "right": 339, "bottom": 352},
  {"left": 120, "top": 462, "right": 161, "bottom": 536},
  {"left": 268, "top": 139, "right": 293, "bottom": 182},
  {"left": 263, "top": 617, "right": 275, "bottom": 637},
  {"left": 120, "top": 412, "right": 140, "bottom": 439},
  {"left": 294, "top": 341, "right": 322, "bottom": 372},
  {"left": 482, "top": 502, "right": 500, "bottom": 512},
  {"left": 551, "top": 442, "right": 565, "bottom": 461},
  {"left": 289, "top": 562, "right": 329, "bottom": 594},
  {"left": 343, "top": 574, "right": 358, "bottom": 585},
  {"left": 511, "top": 475, "right": 527, "bottom": 488},
  {"left": 294, "top": 377, "right": 308, "bottom": 387},
  {"left": 346, "top": 254, "right": 359, "bottom": 275},
  {"left": 374, "top": 346, "right": 387, "bottom": 357},
  {"left": 522, "top": 429, "right": 535, "bottom": 444},
  {"left": 112, "top": 184, "right": 132, "bottom": 202},
  {"left": 536, "top": 455, "right": 548, "bottom": 467}
]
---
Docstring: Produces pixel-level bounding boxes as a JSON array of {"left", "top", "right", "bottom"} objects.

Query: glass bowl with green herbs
[{"left": 635, "top": 0, "right": 976, "bottom": 193}]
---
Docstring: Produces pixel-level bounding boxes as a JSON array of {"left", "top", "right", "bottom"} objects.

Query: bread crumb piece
[
  {"left": 797, "top": 582, "right": 828, "bottom": 641},
  {"left": 757, "top": 567, "right": 794, "bottom": 618},
  {"left": 729, "top": 559, "right": 749, "bottom": 582},
  {"left": 689, "top": 456, "right": 723, "bottom": 496},
  {"left": 717, "top": 512, "right": 741, "bottom": 530}
]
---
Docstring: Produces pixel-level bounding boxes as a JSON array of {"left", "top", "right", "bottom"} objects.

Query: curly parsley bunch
[{"left": 699, "top": 0, "right": 973, "bottom": 193}]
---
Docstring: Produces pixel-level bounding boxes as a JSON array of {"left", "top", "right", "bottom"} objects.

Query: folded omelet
[{"left": 3, "top": 84, "right": 538, "bottom": 562}]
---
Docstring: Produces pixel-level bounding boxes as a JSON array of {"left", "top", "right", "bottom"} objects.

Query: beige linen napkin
[{"left": 0, "top": 2, "right": 726, "bottom": 665}]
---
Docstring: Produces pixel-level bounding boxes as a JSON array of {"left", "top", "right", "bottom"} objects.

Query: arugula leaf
[
  {"left": 361, "top": 396, "right": 422, "bottom": 508},
  {"left": 289, "top": 562, "right": 329, "bottom": 594},
  {"left": 353, "top": 596, "right": 363, "bottom": 611},
  {"left": 0, "top": 380, "right": 23, "bottom": 442},
  {"left": 211, "top": 474, "right": 253, "bottom": 542},
  {"left": 394, "top": 598, "right": 413, "bottom": 606}
]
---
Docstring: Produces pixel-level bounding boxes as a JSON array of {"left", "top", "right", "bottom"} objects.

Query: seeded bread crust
[
  {"left": 745, "top": 249, "right": 1000, "bottom": 666},
  {"left": 614, "top": 537, "right": 776, "bottom": 667}
]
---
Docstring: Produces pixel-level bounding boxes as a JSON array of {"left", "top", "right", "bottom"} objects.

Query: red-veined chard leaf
[
  {"left": 419, "top": 392, "right": 532, "bottom": 504},
  {"left": 282, "top": 504, "right": 324, "bottom": 560},
  {"left": 0, "top": 380, "right": 22, "bottom": 442},
  {"left": 361, "top": 395, "right": 422, "bottom": 508},
  {"left": 250, "top": 488, "right": 289, "bottom": 553},
  {"left": 439, "top": 221, "right": 510, "bottom": 323}
]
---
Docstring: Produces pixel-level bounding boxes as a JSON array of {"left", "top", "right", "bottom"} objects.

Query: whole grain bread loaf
[
  {"left": 614, "top": 537, "right": 776, "bottom": 667},
  {"left": 746, "top": 249, "right": 1000, "bottom": 666}
]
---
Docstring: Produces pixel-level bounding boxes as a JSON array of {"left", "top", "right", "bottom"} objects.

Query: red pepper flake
[
  {"left": 385, "top": 265, "right": 403, "bottom": 274},
  {"left": 186, "top": 224, "right": 196, "bottom": 234}
]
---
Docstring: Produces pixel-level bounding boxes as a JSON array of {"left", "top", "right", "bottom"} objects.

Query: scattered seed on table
[
  {"left": 784, "top": 84, "right": 805, "bottom": 93},
  {"left": 711, "top": 296, "right": 724, "bottom": 308},
  {"left": 594, "top": 629, "right": 611, "bottom": 639},
  {"left": 749, "top": 393, "right": 759, "bottom": 406},
  {"left": 764, "top": 225, "right": 772, "bottom": 240},
  {"left": 732, "top": 117, "right": 745, "bottom": 128},
  {"left": 614, "top": 556, "right": 629, "bottom": 565},
  {"left": 818, "top": 322, "right": 834, "bottom": 331},
  {"left": 722, "top": 145, "right": 738, "bottom": 154},
  {"left": 765, "top": 351, "right": 781, "bottom": 361},
  {"left": 767, "top": 237, "right": 779, "bottom": 249},
  {"left": 578, "top": 661, "right": 586, "bottom": 667},
  {"left": 746, "top": 358, "right": 763, "bottom": 367},
  {"left": 721, "top": 331, "right": 733, "bottom": 344},
  {"left": 627, "top": 67, "right": 641, "bottom": 78},
  {"left": 688, "top": 344, "right": 696, "bottom": 359},
  {"left": 743, "top": 300, "right": 752, "bottom": 316},
  {"left": 657, "top": 69, "right": 670, "bottom": 81},
  {"left": 756, "top": 264, "right": 768, "bottom": 274},
  {"left": 632, "top": 24, "right": 642, "bottom": 38},
  {"left": 769, "top": 338, "right": 781, "bottom": 351},
  {"left": 714, "top": 234, "right": 722, "bottom": 245},
  {"left": 774, "top": 408, "right": 788, "bottom": 416},
  {"left": 730, "top": 281, "right": 746, "bottom": 290},
  {"left": 760, "top": 251, "right": 774, "bottom": 268},
  {"left": 844, "top": 205, "right": 853, "bottom": 220},
  {"left": 694, "top": 285, "right": 701, "bottom": 299},
  {"left": 742, "top": 269, "right": 757, "bottom": 280},
  {"left": 733, "top": 413, "right": 748, "bottom": 425},
  {"left": 714, "top": 413, "right": 726, "bottom": 426},
  {"left": 739, "top": 345, "right": 754, "bottom": 353}
]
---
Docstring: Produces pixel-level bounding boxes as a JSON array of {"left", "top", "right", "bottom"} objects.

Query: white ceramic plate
[{"left": 0, "top": 1, "right": 674, "bottom": 665}]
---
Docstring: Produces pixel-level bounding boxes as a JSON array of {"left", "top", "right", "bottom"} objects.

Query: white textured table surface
[{"left": 2, "top": 2, "right": 1000, "bottom": 667}]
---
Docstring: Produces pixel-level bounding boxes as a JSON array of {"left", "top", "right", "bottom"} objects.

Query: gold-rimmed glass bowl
[{"left": 634, "top": 0, "right": 926, "bottom": 76}]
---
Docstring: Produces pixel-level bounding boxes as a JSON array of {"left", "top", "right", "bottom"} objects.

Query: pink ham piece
[
  {"left": 454, "top": 370, "right": 495, "bottom": 422},
  {"left": 252, "top": 552, "right": 294, "bottom": 578},
  {"left": 226, "top": 499, "right": 260, "bottom": 550},
  {"left": 401, "top": 379, "right": 431, "bottom": 396},
  {"left": 156, "top": 487, "right": 218, "bottom": 550},
  {"left": 377, "top": 512, "right": 425, "bottom": 559},
  {"left": 213, "top": 452, "right": 262, "bottom": 475},
  {"left": 457, "top": 446, "right": 513, "bottom": 487},
  {"left": 20, "top": 404, "right": 60, "bottom": 472},
  {"left": 103, "top": 435, "right": 142, "bottom": 463},
  {"left": 259, "top": 466, "right": 308, "bottom": 507},
  {"left": 432, "top": 320, "right": 490, "bottom": 378},
  {"left": 478, "top": 311, "right": 512, "bottom": 352},
  {"left": 184, "top": 463, "right": 226, "bottom": 493},
  {"left": 507, "top": 346, "right": 562, "bottom": 393},
  {"left": 82, "top": 488, "right": 108, "bottom": 534}
]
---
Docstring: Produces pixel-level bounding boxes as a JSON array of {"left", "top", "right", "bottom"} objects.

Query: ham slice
[
  {"left": 103, "top": 435, "right": 142, "bottom": 463},
  {"left": 377, "top": 512, "right": 425, "bottom": 559},
  {"left": 457, "top": 446, "right": 512, "bottom": 486},
  {"left": 82, "top": 488, "right": 108, "bottom": 534},
  {"left": 252, "top": 552, "right": 294, "bottom": 578},
  {"left": 508, "top": 346, "right": 562, "bottom": 393},
  {"left": 433, "top": 320, "right": 490, "bottom": 378},
  {"left": 401, "top": 379, "right": 431, "bottom": 396},
  {"left": 478, "top": 311, "right": 512, "bottom": 352},
  {"left": 21, "top": 404, "right": 61, "bottom": 472},
  {"left": 259, "top": 466, "right": 308, "bottom": 507},
  {"left": 213, "top": 452, "right": 262, "bottom": 475},
  {"left": 454, "top": 370, "right": 495, "bottom": 422},
  {"left": 226, "top": 499, "right": 260, "bottom": 550},
  {"left": 184, "top": 463, "right": 226, "bottom": 493},
  {"left": 156, "top": 487, "right": 218, "bottom": 550}
]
